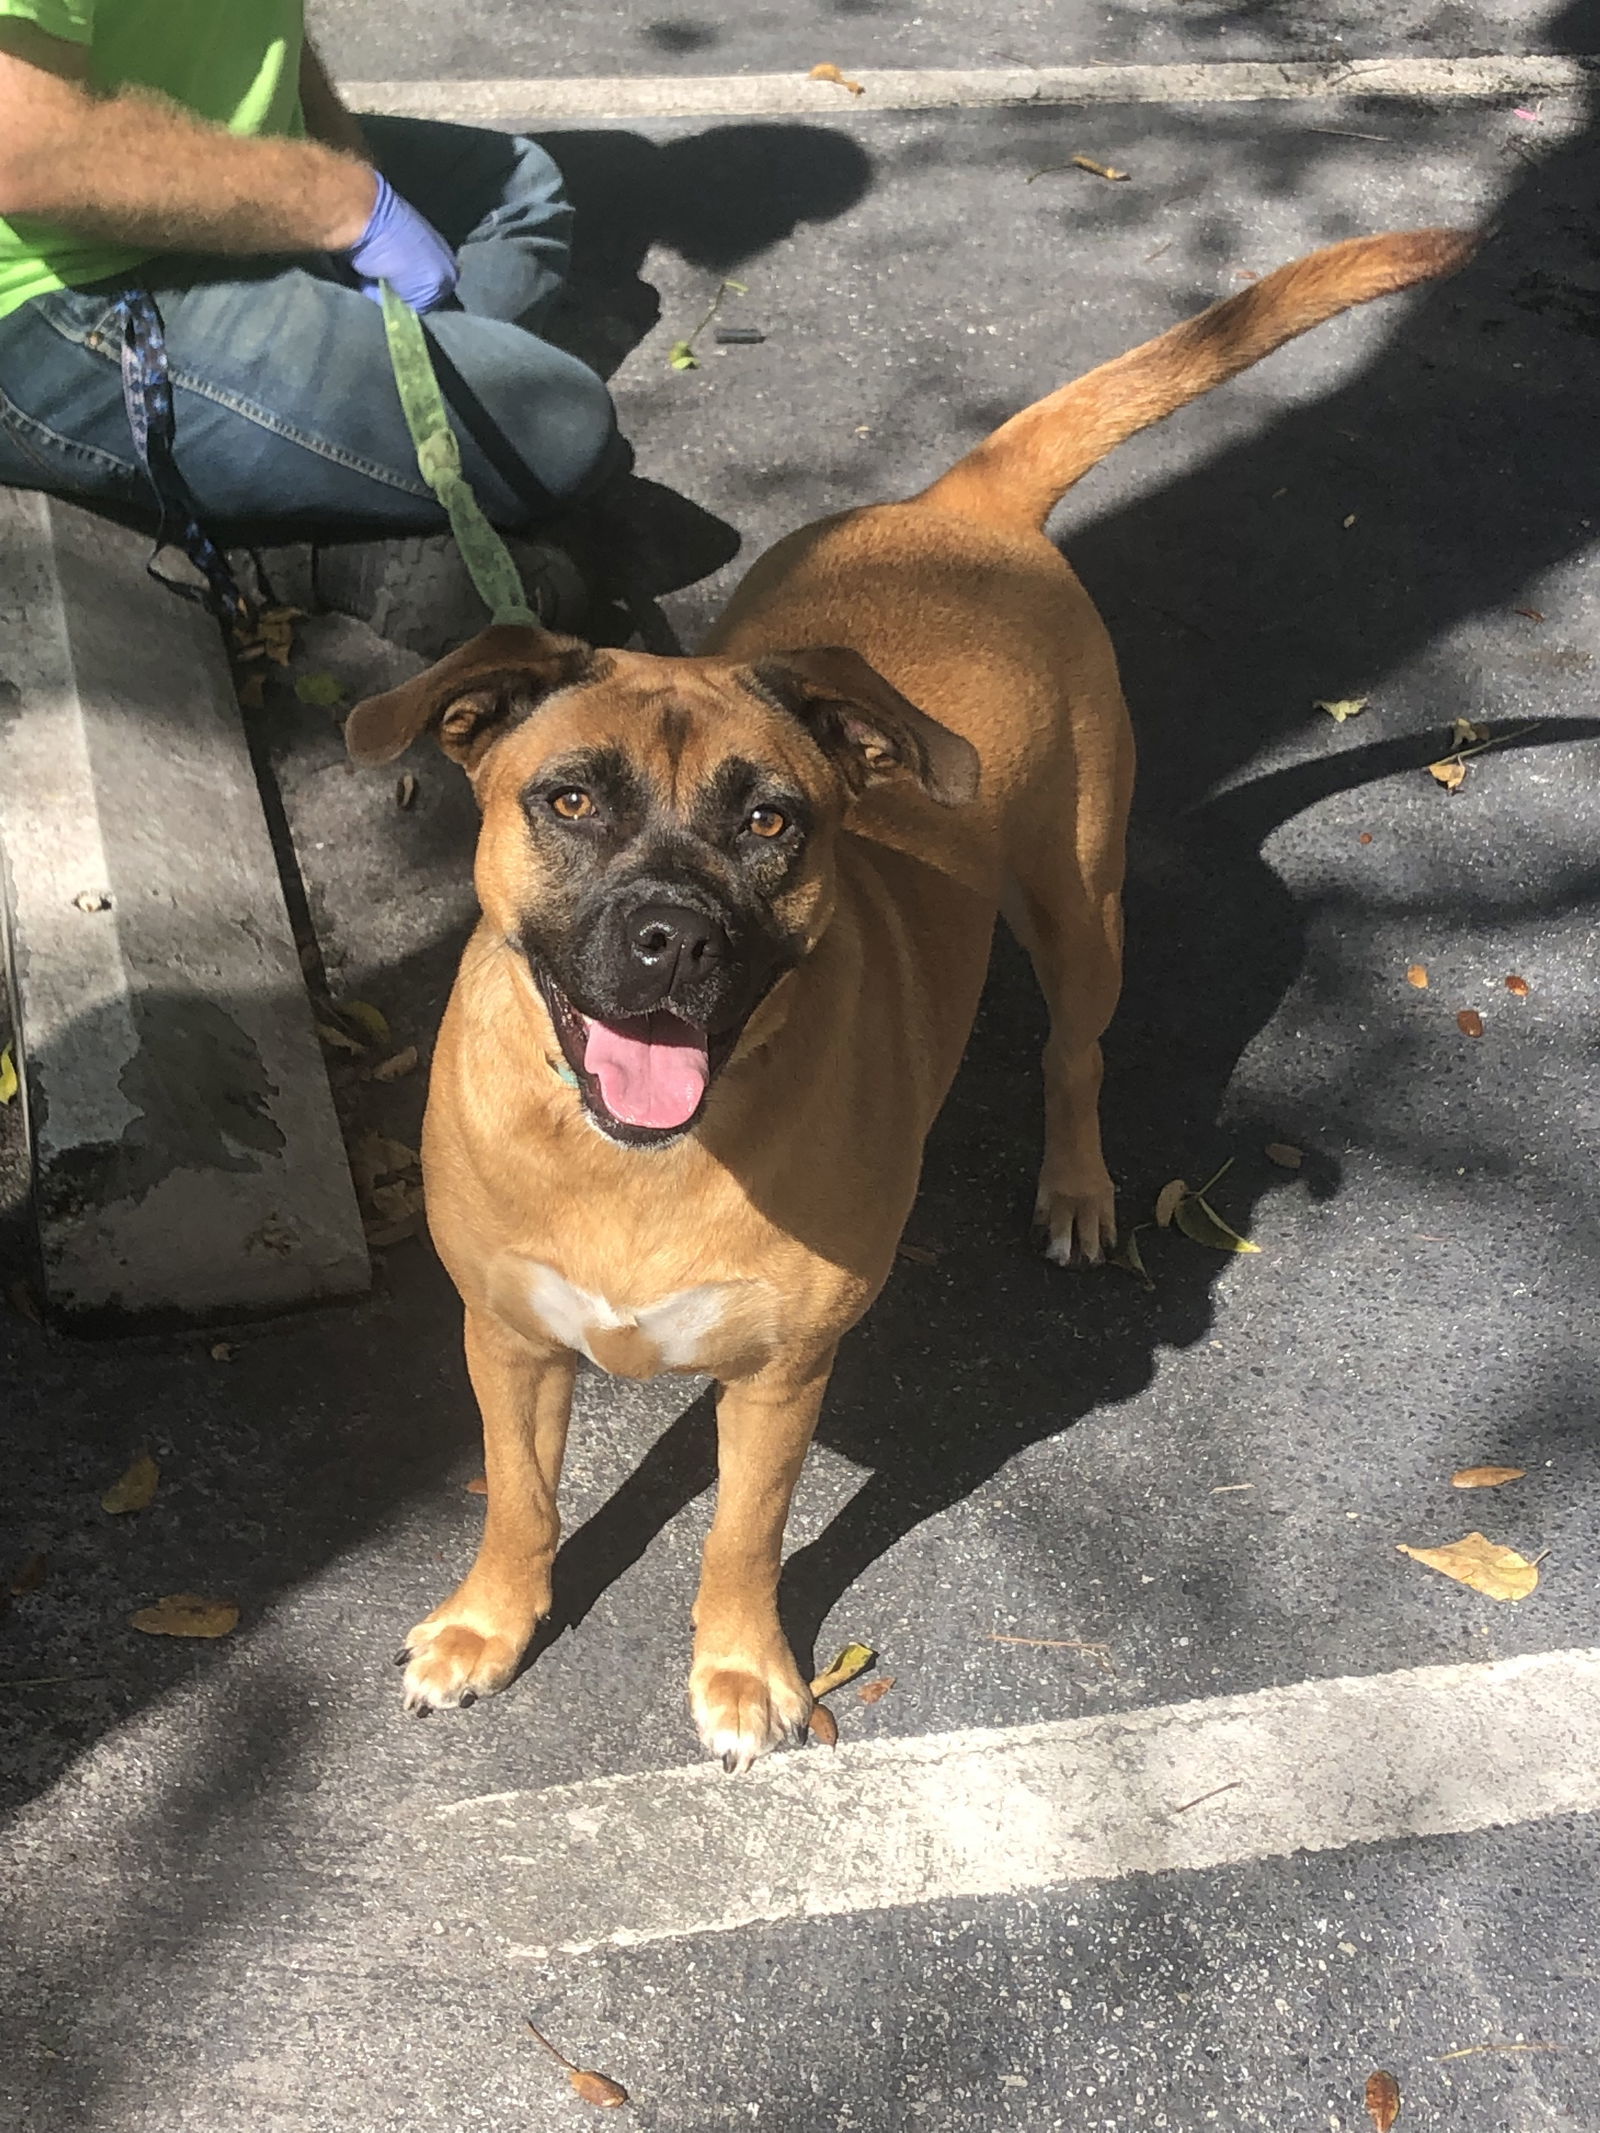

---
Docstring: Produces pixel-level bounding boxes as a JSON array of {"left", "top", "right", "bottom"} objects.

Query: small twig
[
  {"left": 1305, "top": 127, "right": 1391, "bottom": 141},
  {"left": 0, "top": 1674, "right": 106, "bottom": 1688},
  {"left": 1431, "top": 719, "right": 1549, "bottom": 773},
  {"left": 1210, "top": 1483, "right": 1255, "bottom": 1494},
  {"left": 1170, "top": 1780, "right": 1242, "bottom": 1815},
  {"left": 1436, "top": 2041, "right": 1559, "bottom": 2062},
  {"left": 1144, "top": 239, "right": 1172, "bottom": 262},
  {"left": 1530, "top": 1547, "right": 1552, "bottom": 1568},
  {"left": 526, "top": 2021, "right": 578, "bottom": 2072},
  {"left": 1195, "top": 1155, "right": 1235, "bottom": 1200},
  {"left": 989, "top": 1633, "right": 1115, "bottom": 1670}
]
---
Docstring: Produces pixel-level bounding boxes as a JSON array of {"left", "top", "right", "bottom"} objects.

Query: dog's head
[{"left": 346, "top": 624, "right": 978, "bottom": 1147}]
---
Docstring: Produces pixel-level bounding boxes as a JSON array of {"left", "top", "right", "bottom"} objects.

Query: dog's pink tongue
[{"left": 582, "top": 1013, "right": 710, "bottom": 1130}]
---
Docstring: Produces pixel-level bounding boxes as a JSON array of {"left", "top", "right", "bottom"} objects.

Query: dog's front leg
[
  {"left": 690, "top": 1348, "right": 836, "bottom": 1771},
  {"left": 398, "top": 1307, "right": 576, "bottom": 1714}
]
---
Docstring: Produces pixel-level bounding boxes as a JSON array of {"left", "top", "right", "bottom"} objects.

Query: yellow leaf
[
  {"left": 130, "top": 1593, "right": 239, "bottom": 1638},
  {"left": 811, "top": 1641, "right": 875, "bottom": 1698},
  {"left": 101, "top": 1449, "right": 159, "bottom": 1514},
  {"left": 1396, "top": 1532, "right": 1538, "bottom": 1601},
  {"left": 1071, "top": 154, "right": 1129, "bottom": 181},
  {"left": 1451, "top": 1465, "right": 1526, "bottom": 1489},
  {"left": 341, "top": 1000, "right": 391, "bottom": 1046},
  {"left": 0, "top": 1045, "right": 17, "bottom": 1105},
  {"left": 1173, "top": 1193, "right": 1261, "bottom": 1254},
  {"left": 1449, "top": 718, "right": 1491, "bottom": 747},
  {"left": 1154, "top": 1179, "right": 1187, "bottom": 1228},
  {"left": 1365, "top": 2068, "right": 1401, "bottom": 2132},
  {"left": 1428, "top": 757, "right": 1467, "bottom": 791},
  {"left": 1315, "top": 697, "right": 1368, "bottom": 722},
  {"left": 1406, "top": 963, "right": 1430, "bottom": 989},
  {"left": 809, "top": 60, "right": 865, "bottom": 93}
]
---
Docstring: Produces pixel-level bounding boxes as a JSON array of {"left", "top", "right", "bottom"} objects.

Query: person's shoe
[{"left": 312, "top": 532, "right": 592, "bottom": 660}]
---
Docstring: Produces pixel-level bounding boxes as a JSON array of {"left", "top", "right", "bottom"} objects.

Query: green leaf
[
  {"left": 0, "top": 1045, "right": 17, "bottom": 1106},
  {"left": 669, "top": 341, "right": 700, "bottom": 372},
  {"left": 341, "top": 1000, "right": 391, "bottom": 1046},
  {"left": 1173, "top": 1193, "right": 1261, "bottom": 1254},
  {"left": 1314, "top": 696, "right": 1368, "bottom": 723},
  {"left": 294, "top": 670, "right": 346, "bottom": 708}
]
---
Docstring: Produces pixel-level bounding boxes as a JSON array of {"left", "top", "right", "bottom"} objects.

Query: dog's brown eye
[
  {"left": 550, "top": 789, "right": 595, "bottom": 821},
  {"left": 747, "top": 806, "right": 787, "bottom": 839}
]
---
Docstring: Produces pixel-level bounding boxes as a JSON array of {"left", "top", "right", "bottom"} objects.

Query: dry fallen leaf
[
  {"left": 316, "top": 1020, "right": 366, "bottom": 1055},
  {"left": 808, "top": 1701, "right": 839, "bottom": 1747},
  {"left": 236, "top": 669, "right": 268, "bottom": 712},
  {"left": 1397, "top": 1532, "right": 1538, "bottom": 1601},
  {"left": 1406, "top": 964, "right": 1430, "bottom": 989},
  {"left": 1264, "top": 1143, "right": 1303, "bottom": 1169},
  {"left": 370, "top": 1044, "right": 419, "bottom": 1083},
  {"left": 1359, "top": 831, "right": 1374, "bottom": 844},
  {"left": 349, "top": 1131, "right": 421, "bottom": 1196},
  {"left": 130, "top": 1593, "right": 240, "bottom": 1638},
  {"left": 811, "top": 1642, "right": 875, "bottom": 1698},
  {"left": 809, "top": 61, "right": 864, "bottom": 93},
  {"left": 467, "top": 1475, "right": 489, "bottom": 1495},
  {"left": 210, "top": 1341, "right": 234, "bottom": 1363},
  {"left": 1449, "top": 717, "right": 1491, "bottom": 748},
  {"left": 0, "top": 1044, "right": 17, "bottom": 1106},
  {"left": 1365, "top": 2068, "right": 1401, "bottom": 2131},
  {"left": 1316, "top": 697, "right": 1368, "bottom": 722},
  {"left": 524, "top": 2021, "right": 629, "bottom": 2109},
  {"left": 1428, "top": 757, "right": 1467, "bottom": 792},
  {"left": 1155, "top": 1179, "right": 1187, "bottom": 1228},
  {"left": 101, "top": 1449, "right": 159, "bottom": 1515},
  {"left": 896, "top": 1240, "right": 938, "bottom": 1264},
  {"left": 1457, "top": 1009, "right": 1485, "bottom": 1038},
  {"left": 1505, "top": 973, "right": 1530, "bottom": 997},
  {"left": 1513, "top": 607, "right": 1545, "bottom": 622},
  {"left": 1071, "top": 153, "right": 1129, "bottom": 181},
  {"left": 568, "top": 2069, "right": 629, "bottom": 2109},
  {"left": 1451, "top": 1465, "right": 1527, "bottom": 1489},
  {"left": 8, "top": 1552, "right": 47, "bottom": 1596},
  {"left": 859, "top": 1676, "right": 896, "bottom": 1705}
]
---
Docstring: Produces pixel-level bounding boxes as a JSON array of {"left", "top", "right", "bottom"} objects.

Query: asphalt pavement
[{"left": 3, "top": 6, "right": 1600, "bottom": 2129}]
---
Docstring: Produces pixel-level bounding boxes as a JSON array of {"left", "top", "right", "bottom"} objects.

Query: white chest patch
[{"left": 525, "top": 1263, "right": 736, "bottom": 1372}]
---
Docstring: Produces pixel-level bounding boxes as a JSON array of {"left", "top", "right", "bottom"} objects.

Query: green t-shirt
[{"left": 0, "top": 0, "right": 306, "bottom": 320}]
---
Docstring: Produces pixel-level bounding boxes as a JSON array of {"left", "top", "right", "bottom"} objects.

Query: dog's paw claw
[{"left": 397, "top": 1615, "right": 530, "bottom": 1714}]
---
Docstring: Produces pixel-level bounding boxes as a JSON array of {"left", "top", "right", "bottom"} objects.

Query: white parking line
[
  {"left": 432, "top": 1647, "right": 1600, "bottom": 1956},
  {"left": 345, "top": 54, "right": 1593, "bottom": 125}
]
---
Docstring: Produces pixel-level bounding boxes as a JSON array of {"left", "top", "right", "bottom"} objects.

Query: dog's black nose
[{"left": 627, "top": 902, "right": 727, "bottom": 980}]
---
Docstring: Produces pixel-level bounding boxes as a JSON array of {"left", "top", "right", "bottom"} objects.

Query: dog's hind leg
[
  {"left": 1004, "top": 721, "right": 1131, "bottom": 1265},
  {"left": 398, "top": 1309, "right": 576, "bottom": 1713}
]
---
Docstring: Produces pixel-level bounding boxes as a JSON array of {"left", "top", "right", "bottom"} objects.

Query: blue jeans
[{"left": 0, "top": 118, "right": 624, "bottom": 534}]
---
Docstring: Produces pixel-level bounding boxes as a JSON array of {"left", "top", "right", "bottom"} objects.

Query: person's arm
[
  {"left": 0, "top": 21, "right": 375, "bottom": 252},
  {"left": 297, "top": 36, "right": 367, "bottom": 160}
]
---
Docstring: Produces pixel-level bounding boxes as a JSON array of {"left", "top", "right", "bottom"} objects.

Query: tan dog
[{"left": 347, "top": 229, "right": 1468, "bottom": 1769}]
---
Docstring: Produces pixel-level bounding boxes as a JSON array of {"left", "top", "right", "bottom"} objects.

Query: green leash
[{"left": 378, "top": 279, "right": 542, "bottom": 629}]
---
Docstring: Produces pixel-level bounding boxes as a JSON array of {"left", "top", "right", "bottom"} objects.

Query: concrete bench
[{"left": 0, "top": 489, "right": 368, "bottom": 1328}]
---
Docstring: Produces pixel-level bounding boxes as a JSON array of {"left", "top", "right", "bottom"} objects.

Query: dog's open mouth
[{"left": 538, "top": 972, "right": 739, "bottom": 1144}]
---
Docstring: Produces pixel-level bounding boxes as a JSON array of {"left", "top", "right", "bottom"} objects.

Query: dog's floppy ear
[
  {"left": 749, "top": 645, "right": 980, "bottom": 807},
  {"left": 344, "top": 624, "right": 598, "bottom": 771}
]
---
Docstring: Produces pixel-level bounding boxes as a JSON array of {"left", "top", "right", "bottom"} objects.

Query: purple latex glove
[{"left": 344, "top": 173, "right": 458, "bottom": 312}]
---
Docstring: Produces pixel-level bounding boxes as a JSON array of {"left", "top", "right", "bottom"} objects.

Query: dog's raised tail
[{"left": 918, "top": 228, "right": 1475, "bottom": 531}]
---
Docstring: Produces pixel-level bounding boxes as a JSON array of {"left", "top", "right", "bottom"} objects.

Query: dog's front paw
[
  {"left": 396, "top": 1600, "right": 536, "bottom": 1715},
  {"left": 1036, "top": 1175, "right": 1118, "bottom": 1267},
  {"left": 690, "top": 1639, "right": 812, "bottom": 1773}
]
